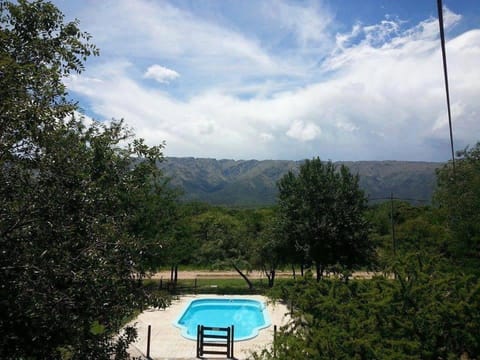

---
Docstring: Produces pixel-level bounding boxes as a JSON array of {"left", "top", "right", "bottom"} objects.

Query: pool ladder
[{"left": 196, "top": 324, "right": 234, "bottom": 359}]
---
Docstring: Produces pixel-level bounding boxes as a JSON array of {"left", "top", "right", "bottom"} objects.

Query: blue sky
[{"left": 55, "top": 0, "right": 480, "bottom": 161}]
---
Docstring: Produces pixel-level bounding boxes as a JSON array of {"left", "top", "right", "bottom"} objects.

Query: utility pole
[{"left": 390, "top": 192, "right": 396, "bottom": 256}]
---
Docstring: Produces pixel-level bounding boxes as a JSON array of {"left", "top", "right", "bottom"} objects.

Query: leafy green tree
[
  {"left": 260, "top": 261, "right": 480, "bottom": 360},
  {"left": 0, "top": 1, "right": 174, "bottom": 358},
  {"left": 0, "top": 0, "right": 98, "bottom": 162},
  {"left": 188, "top": 206, "right": 261, "bottom": 288},
  {"left": 277, "top": 158, "right": 373, "bottom": 280},
  {"left": 368, "top": 201, "right": 449, "bottom": 271},
  {"left": 191, "top": 209, "right": 240, "bottom": 266},
  {"left": 257, "top": 151, "right": 480, "bottom": 360},
  {"left": 435, "top": 142, "right": 480, "bottom": 273},
  {"left": 246, "top": 207, "right": 291, "bottom": 287}
]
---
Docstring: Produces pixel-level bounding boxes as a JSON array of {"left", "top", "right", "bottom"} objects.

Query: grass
[{"left": 144, "top": 276, "right": 293, "bottom": 296}]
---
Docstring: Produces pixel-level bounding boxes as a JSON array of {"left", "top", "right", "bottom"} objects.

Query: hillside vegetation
[{"left": 160, "top": 158, "right": 441, "bottom": 206}]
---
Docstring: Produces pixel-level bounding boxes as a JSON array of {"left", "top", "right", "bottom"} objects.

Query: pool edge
[{"left": 172, "top": 296, "right": 272, "bottom": 342}]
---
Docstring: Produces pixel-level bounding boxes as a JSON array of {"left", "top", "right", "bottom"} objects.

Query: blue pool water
[{"left": 174, "top": 298, "right": 271, "bottom": 341}]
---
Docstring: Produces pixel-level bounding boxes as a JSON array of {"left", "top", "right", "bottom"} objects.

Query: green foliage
[
  {"left": 178, "top": 204, "right": 286, "bottom": 287},
  {"left": 182, "top": 204, "right": 267, "bottom": 269},
  {"left": 170, "top": 277, "right": 282, "bottom": 295},
  {"left": 257, "top": 149, "right": 480, "bottom": 359},
  {"left": 277, "top": 158, "right": 374, "bottom": 279},
  {"left": 435, "top": 143, "right": 480, "bottom": 273},
  {"left": 0, "top": 119, "right": 173, "bottom": 359},
  {"left": 232, "top": 206, "right": 289, "bottom": 287},
  {"left": 262, "top": 265, "right": 480, "bottom": 360},
  {"left": 0, "top": 0, "right": 98, "bottom": 162},
  {"left": 368, "top": 202, "right": 449, "bottom": 270},
  {"left": 0, "top": 1, "right": 175, "bottom": 358},
  {"left": 189, "top": 207, "right": 246, "bottom": 267}
]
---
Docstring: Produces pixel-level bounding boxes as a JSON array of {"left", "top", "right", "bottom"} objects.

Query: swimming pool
[{"left": 174, "top": 298, "right": 271, "bottom": 341}]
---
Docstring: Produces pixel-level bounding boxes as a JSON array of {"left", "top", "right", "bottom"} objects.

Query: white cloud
[
  {"left": 65, "top": 3, "right": 480, "bottom": 161},
  {"left": 265, "top": 0, "right": 333, "bottom": 47},
  {"left": 260, "top": 133, "right": 274, "bottom": 142},
  {"left": 336, "top": 120, "right": 359, "bottom": 133},
  {"left": 326, "top": 8, "right": 462, "bottom": 72},
  {"left": 286, "top": 120, "right": 321, "bottom": 141},
  {"left": 336, "top": 23, "right": 362, "bottom": 50},
  {"left": 79, "top": 0, "right": 292, "bottom": 80},
  {"left": 144, "top": 65, "right": 179, "bottom": 84}
]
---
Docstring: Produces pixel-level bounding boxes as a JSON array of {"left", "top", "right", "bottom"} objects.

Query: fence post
[
  {"left": 146, "top": 325, "right": 151, "bottom": 359},
  {"left": 273, "top": 325, "right": 277, "bottom": 357}
]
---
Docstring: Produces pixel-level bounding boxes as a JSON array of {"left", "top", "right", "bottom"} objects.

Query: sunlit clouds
[
  {"left": 62, "top": 0, "right": 480, "bottom": 161},
  {"left": 144, "top": 65, "right": 180, "bottom": 84}
]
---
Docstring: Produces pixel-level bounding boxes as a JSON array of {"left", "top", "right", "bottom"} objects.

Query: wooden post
[
  {"left": 273, "top": 325, "right": 277, "bottom": 357},
  {"left": 231, "top": 325, "right": 234, "bottom": 358},
  {"left": 226, "top": 326, "right": 231, "bottom": 358},
  {"left": 200, "top": 325, "right": 204, "bottom": 357},
  {"left": 146, "top": 325, "right": 151, "bottom": 359},
  {"left": 196, "top": 325, "right": 201, "bottom": 358}
]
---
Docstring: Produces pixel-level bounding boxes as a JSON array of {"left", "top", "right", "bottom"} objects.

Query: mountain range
[{"left": 159, "top": 157, "right": 443, "bottom": 207}]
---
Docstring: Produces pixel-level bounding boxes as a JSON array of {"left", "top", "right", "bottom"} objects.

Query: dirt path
[
  {"left": 151, "top": 270, "right": 280, "bottom": 280},
  {"left": 150, "top": 269, "right": 375, "bottom": 280}
]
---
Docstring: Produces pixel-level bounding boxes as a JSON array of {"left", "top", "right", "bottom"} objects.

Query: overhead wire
[{"left": 437, "top": 0, "right": 456, "bottom": 174}]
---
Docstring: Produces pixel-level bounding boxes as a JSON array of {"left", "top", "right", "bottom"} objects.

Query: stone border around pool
[{"left": 127, "top": 294, "right": 290, "bottom": 359}]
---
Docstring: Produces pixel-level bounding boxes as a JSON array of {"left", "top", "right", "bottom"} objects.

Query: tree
[
  {"left": 367, "top": 201, "right": 449, "bottom": 271},
  {"left": 0, "top": 1, "right": 174, "bottom": 358},
  {"left": 435, "top": 142, "right": 480, "bottom": 273},
  {"left": 246, "top": 207, "right": 290, "bottom": 288},
  {"left": 277, "top": 157, "right": 373, "bottom": 280},
  {"left": 0, "top": 0, "right": 98, "bottom": 162},
  {"left": 254, "top": 155, "right": 480, "bottom": 360},
  {"left": 189, "top": 207, "right": 256, "bottom": 288},
  {"left": 257, "top": 264, "right": 480, "bottom": 360}
]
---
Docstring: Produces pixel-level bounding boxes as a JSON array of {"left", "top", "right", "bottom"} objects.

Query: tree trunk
[
  {"left": 268, "top": 270, "right": 275, "bottom": 288},
  {"left": 232, "top": 263, "right": 253, "bottom": 290},
  {"left": 292, "top": 264, "right": 296, "bottom": 280},
  {"left": 263, "top": 266, "right": 276, "bottom": 288},
  {"left": 174, "top": 265, "right": 178, "bottom": 286},
  {"left": 315, "top": 263, "right": 323, "bottom": 281},
  {"left": 170, "top": 264, "right": 178, "bottom": 289}
]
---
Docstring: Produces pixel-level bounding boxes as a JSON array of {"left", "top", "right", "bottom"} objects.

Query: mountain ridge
[{"left": 159, "top": 157, "right": 443, "bottom": 206}]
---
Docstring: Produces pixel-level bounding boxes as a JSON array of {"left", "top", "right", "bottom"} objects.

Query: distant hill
[{"left": 159, "top": 157, "right": 443, "bottom": 207}]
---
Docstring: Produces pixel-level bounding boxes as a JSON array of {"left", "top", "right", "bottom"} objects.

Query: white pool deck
[{"left": 127, "top": 294, "right": 290, "bottom": 359}]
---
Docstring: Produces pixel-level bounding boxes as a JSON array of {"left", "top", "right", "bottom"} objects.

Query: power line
[{"left": 437, "top": 0, "right": 456, "bottom": 173}]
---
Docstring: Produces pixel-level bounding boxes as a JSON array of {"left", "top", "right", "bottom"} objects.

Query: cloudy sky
[{"left": 56, "top": 0, "right": 480, "bottom": 161}]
